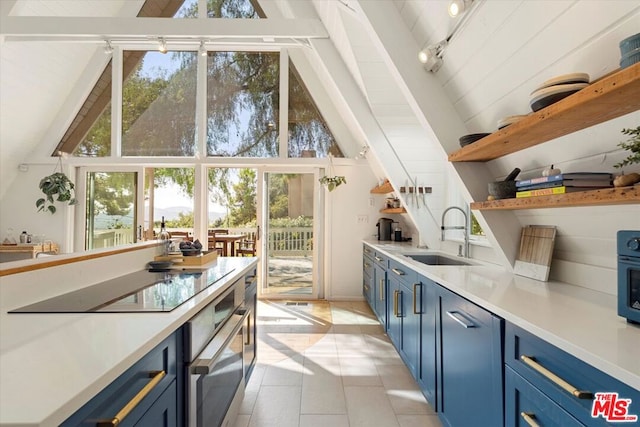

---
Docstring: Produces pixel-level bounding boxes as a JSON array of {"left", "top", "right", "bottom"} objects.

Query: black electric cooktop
[{"left": 9, "top": 264, "right": 235, "bottom": 313}]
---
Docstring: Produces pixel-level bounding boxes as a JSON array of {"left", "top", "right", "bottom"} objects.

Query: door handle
[
  {"left": 393, "top": 290, "right": 401, "bottom": 317},
  {"left": 520, "top": 355, "right": 593, "bottom": 399},
  {"left": 413, "top": 283, "right": 421, "bottom": 314},
  {"left": 379, "top": 279, "right": 384, "bottom": 301},
  {"left": 96, "top": 370, "right": 166, "bottom": 426},
  {"left": 520, "top": 412, "right": 540, "bottom": 427},
  {"left": 446, "top": 310, "right": 475, "bottom": 328}
]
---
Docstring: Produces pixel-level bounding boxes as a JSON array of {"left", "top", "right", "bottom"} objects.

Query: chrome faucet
[{"left": 441, "top": 206, "right": 469, "bottom": 258}]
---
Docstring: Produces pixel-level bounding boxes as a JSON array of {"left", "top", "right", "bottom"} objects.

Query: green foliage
[
  {"left": 36, "top": 172, "right": 77, "bottom": 214},
  {"left": 319, "top": 175, "right": 346, "bottom": 191},
  {"left": 89, "top": 172, "right": 135, "bottom": 216},
  {"left": 470, "top": 213, "right": 484, "bottom": 236},
  {"left": 615, "top": 126, "right": 640, "bottom": 169},
  {"left": 228, "top": 169, "right": 257, "bottom": 226},
  {"left": 165, "top": 211, "right": 194, "bottom": 228}
]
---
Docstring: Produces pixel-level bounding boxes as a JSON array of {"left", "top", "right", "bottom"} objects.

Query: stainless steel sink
[{"left": 405, "top": 254, "right": 472, "bottom": 266}]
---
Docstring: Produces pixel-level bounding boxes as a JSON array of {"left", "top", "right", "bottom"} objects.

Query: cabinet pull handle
[
  {"left": 391, "top": 268, "right": 405, "bottom": 276},
  {"left": 374, "top": 256, "right": 383, "bottom": 262},
  {"left": 364, "top": 262, "right": 371, "bottom": 268},
  {"left": 379, "top": 279, "right": 384, "bottom": 301},
  {"left": 446, "top": 311, "right": 475, "bottom": 328},
  {"left": 413, "top": 283, "right": 420, "bottom": 314},
  {"left": 520, "top": 412, "right": 540, "bottom": 427},
  {"left": 393, "top": 290, "right": 400, "bottom": 317},
  {"left": 246, "top": 315, "right": 251, "bottom": 345},
  {"left": 96, "top": 370, "right": 166, "bottom": 427},
  {"left": 520, "top": 355, "right": 593, "bottom": 400}
]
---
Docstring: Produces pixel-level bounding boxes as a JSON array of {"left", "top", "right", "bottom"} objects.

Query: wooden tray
[{"left": 155, "top": 250, "right": 218, "bottom": 267}]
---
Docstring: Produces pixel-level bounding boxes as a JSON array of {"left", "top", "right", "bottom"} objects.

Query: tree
[{"left": 229, "top": 168, "right": 257, "bottom": 226}]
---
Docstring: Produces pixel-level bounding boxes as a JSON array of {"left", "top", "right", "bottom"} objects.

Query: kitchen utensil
[
  {"left": 377, "top": 218, "right": 393, "bottom": 241},
  {"left": 514, "top": 225, "right": 557, "bottom": 281},
  {"left": 504, "top": 167, "right": 521, "bottom": 181},
  {"left": 487, "top": 168, "right": 520, "bottom": 199}
]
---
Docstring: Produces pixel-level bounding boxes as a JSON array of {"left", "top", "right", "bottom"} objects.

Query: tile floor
[{"left": 234, "top": 300, "right": 442, "bottom": 427}]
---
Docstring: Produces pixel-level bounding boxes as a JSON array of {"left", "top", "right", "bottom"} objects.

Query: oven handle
[
  {"left": 190, "top": 309, "right": 249, "bottom": 375},
  {"left": 619, "top": 256, "right": 640, "bottom": 266}
]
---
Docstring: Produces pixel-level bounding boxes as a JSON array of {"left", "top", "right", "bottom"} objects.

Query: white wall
[
  {"left": 0, "top": 163, "right": 73, "bottom": 253},
  {"left": 325, "top": 162, "right": 379, "bottom": 300}
]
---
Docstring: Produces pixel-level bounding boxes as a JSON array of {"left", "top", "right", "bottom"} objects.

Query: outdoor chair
[{"left": 236, "top": 238, "right": 256, "bottom": 257}]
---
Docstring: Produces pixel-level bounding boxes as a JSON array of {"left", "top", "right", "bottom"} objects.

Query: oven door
[
  {"left": 618, "top": 257, "right": 640, "bottom": 324},
  {"left": 189, "top": 309, "right": 248, "bottom": 427}
]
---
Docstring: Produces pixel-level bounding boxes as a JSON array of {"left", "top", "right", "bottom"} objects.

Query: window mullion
[
  {"left": 111, "top": 47, "right": 123, "bottom": 158},
  {"left": 279, "top": 49, "right": 289, "bottom": 158}
]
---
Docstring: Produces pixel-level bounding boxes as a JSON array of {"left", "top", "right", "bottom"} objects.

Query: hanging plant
[
  {"left": 319, "top": 175, "right": 347, "bottom": 191},
  {"left": 319, "top": 154, "right": 347, "bottom": 192},
  {"left": 36, "top": 155, "right": 77, "bottom": 214}
]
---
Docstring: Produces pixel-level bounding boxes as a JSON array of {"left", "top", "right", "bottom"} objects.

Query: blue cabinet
[
  {"left": 417, "top": 274, "right": 437, "bottom": 409},
  {"left": 61, "top": 330, "right": 183, "bottom": 427},
  {"left": 437, "top": 285, "right": 504, "bottom": 427},
  {"left": 363, "top": 250, "right": 374, "bottom": 307},
  {"left": 387, "top": 259, "right": 420, "bottom": 377},
  {"left": 506, "top": 365, "right": 584, "bottom": 427},
  {"left": 372, "top": 253, "right": 388, "bottom": 327},
  {"left": 506, "top": 322, "right": 640, "bottom": 427}
]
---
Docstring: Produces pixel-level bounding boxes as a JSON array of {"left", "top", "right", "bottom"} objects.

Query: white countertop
[
  {"left": 364, "top": 240, "right": 640, "bottom": 391},
  {"left": 0, "top": 257, "right": 258, "bottom": 427}
]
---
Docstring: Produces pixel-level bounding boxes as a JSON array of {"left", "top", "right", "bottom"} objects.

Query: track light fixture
[
  {"left": 103, "top": 40, "right": 113, "bottom": 55},
  {"left": 448, "top": 0, "right": 471, "bottom": 18},
  {"left": 356, "top": 145, "right": 369, "bottom": 159},
  {"left": 158, "top": 38, "right": 168, "bottom": 54},
  {"left": 199, "top": 40, "right": 207, "bottom": 57},
  {"left": 418, "top": 39, "right": 448, "bottom": 72}
]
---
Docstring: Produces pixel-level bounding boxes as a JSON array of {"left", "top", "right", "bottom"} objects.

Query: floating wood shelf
[
  {"left": 448, "top": 63, "right": 640, "bottom": 162},
  {"left": 380, "top": 207, "right": 407, "bottom": 214},
  {"left": 470, "top": 186, "right": 639, "bottom": 210},
  {"left": 371, "top": 180, "right": 394, "bottom": 194}
]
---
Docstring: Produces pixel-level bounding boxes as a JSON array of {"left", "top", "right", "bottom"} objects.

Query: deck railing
[{"left": 92, "top": 227, "right": 313, "bottom": 257}]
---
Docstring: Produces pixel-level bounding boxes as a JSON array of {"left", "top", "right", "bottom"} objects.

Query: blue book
[{"left": 516, "top": 173, "right": 612, "bottom": 188}]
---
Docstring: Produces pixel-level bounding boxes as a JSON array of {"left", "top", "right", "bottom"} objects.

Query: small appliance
[
  {"left": 377, "top": 218, "right": 393, "bottom": 241},
  {"left": 618, "top": 230, "right": 640, "bottom": 324}
]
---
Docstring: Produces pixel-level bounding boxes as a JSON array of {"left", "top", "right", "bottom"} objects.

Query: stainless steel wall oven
[{"left": 184, "top": 278, "right": 247, "bottom": 427}]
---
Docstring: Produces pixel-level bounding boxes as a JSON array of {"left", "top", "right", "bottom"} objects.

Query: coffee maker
[{"left": 377, "top": 218, "right": 393, "bottom": 241}]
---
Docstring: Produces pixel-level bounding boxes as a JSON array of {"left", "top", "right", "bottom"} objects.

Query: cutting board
[{"left": 514, "top": 225, "right": 557, "bottom": 281}]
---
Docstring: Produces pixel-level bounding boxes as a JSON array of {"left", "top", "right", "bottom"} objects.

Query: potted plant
[
  {"left": 615, "top": 126, "right": 640, "bottom": 168},
  {"left": 319, "top": 175, "right": 346, "bottom": 191},
  {"left": 36, "top": 156, "right": 77, "bottom": 214},
  {"left": 613, "top": 126, "right": 640, "bottom": 187}
]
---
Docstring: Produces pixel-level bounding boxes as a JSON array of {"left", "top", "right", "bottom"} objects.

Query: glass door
[
  {"left": 85, "top": 171, "right": 138, "bottom": 250},
  {"left": 261, "top": 171, "right": 318, "bottom": 298}
]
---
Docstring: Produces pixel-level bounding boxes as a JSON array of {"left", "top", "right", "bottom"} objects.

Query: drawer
[
  {"left": 388, "top": 258, "right": 417, "bottom": 285},
  {"left": 363, "top": 255, "right": 374, "bottom": 278},
  {"left": 62, "top": 330, "right": 181, "bottom": 427},
  {"left": 363, "top": 244, "right": 375, "bottom": 259},
  {"left": 506, "top": 323, "right": 639, "bottom": 426},
  {"left": 506, "top": 366, "right": 584, "bottom": 427},
  {"left": 373, "top": 252, "right": 388, "bottom": 268}
]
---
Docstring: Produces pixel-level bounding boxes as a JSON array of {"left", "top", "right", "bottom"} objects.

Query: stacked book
[{"left": 515, "top": 172, "right": 613, "bottom": 198}]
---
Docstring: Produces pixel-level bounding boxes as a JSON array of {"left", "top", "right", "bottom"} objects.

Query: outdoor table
[{"left": 214, "top": 234, "right": 245, "bottom": 256}]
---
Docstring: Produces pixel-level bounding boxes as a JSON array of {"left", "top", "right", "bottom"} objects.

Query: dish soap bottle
[{"left": 158, "top": 216, "right": 171, "bottom": 255}]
